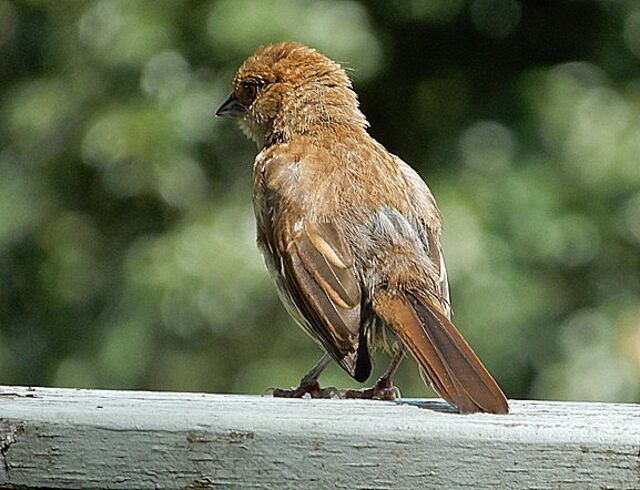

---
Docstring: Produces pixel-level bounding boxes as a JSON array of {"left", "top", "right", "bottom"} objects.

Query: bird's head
[{"left": 216, "top": 42, "right": 368, "bottom": 147}]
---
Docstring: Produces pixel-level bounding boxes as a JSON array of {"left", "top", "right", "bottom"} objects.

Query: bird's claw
[
  {"left": 262, "top": 380, "right": 339, "bottom": 399},
  {"left": 261, "top": 386, "right": 281, "bottom": 397},
  {"left": 341, "top": 378, "right": 401, "bottom": 401},
  {"left": 315, "top": 385, "right": 340, "bottom": 399}
]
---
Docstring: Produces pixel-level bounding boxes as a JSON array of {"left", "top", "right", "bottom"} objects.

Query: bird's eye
[{"left": 242, "top": 81, "right": 259, "bottom": 100}]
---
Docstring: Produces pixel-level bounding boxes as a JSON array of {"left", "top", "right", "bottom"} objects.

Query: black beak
[{"left": 215, "top": 93, "right": 247, "bottom": 118}]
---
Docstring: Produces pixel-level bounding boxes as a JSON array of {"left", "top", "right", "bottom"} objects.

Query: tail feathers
[{"left": 373, "top": 291, "right": 509, "bottom": 414}]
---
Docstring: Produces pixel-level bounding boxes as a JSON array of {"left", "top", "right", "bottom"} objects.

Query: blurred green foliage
[{"left": 1, "top": 0, "right": 639, "bottom": 402}]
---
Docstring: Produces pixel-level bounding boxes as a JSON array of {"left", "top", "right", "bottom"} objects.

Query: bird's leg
[
  {"left": 263, "top": 353, "right": 338, "bottom": 399},
  {"left": 342, "top": 349, "right": 405, "bottom": 401}
]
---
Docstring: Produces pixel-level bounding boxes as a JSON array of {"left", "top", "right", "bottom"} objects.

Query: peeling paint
[
  {"left": 1, "top": 421, "right": 25, "bottom": 478},
  {"left": 0, "top": 387, "right": 639, "bottom": 489}
]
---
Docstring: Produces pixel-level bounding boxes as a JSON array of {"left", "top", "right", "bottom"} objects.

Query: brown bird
[{"left": 216, "top": 42, "right": 509, "bottom": 414}]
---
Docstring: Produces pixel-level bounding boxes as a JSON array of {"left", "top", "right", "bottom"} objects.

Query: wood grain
[{"left": 0, "top": 386, "right": 638, "bottom": 489}]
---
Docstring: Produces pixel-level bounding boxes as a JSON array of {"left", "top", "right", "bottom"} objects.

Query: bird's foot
[
  {"left": 262, "top": 380, "right": 339, "bottom": 399},
  {"left": 341, "top": 376, "right": 401, "bottom": 401}
]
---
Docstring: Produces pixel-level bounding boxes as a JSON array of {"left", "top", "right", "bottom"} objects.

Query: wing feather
[{"left": 277, "top": 221, "right": 367, "bottom": 380}]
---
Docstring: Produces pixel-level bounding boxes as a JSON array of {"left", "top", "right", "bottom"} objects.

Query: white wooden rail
[{"left": 0, "top": 385, "right": 638, "bottom": 489}]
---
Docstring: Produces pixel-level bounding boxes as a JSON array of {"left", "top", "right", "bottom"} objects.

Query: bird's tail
[{"left": 373, "top": 290, "right": 509, "bottom": 414}]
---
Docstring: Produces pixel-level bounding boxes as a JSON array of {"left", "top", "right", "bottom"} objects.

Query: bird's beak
[{"left": 215, "top": 93, "right": 247, "bottom": 118}]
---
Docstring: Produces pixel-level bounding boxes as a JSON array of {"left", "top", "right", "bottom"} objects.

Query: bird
[{"left": 216, "top": 42, "right": 509, "bottom": 414}]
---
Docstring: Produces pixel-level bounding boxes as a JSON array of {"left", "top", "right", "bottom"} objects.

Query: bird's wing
[
  {"left": 254, "top": 149, "right": 371, "bottom": 381},
  {"left": 425, "top": 230, "right": 451, "bottom": 317},
  {"left": 396, "top": 158, "right": 451, "bottom": 316},
  {"left": 279, "top": 220, "right": 370, "bottom": 381}
]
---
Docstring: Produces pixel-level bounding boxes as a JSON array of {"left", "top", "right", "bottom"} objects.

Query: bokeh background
[{"left": 1, "top": 0, "right": 639, "bottom": 402}]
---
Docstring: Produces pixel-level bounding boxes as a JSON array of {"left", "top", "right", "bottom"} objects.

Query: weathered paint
[{"left": 0, "top": 386, "right": 638, "bottom": 489}]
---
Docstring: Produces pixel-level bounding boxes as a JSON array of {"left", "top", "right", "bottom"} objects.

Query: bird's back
[{"left": 254, "top": 129, "right": 450, "bottom": 317}]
